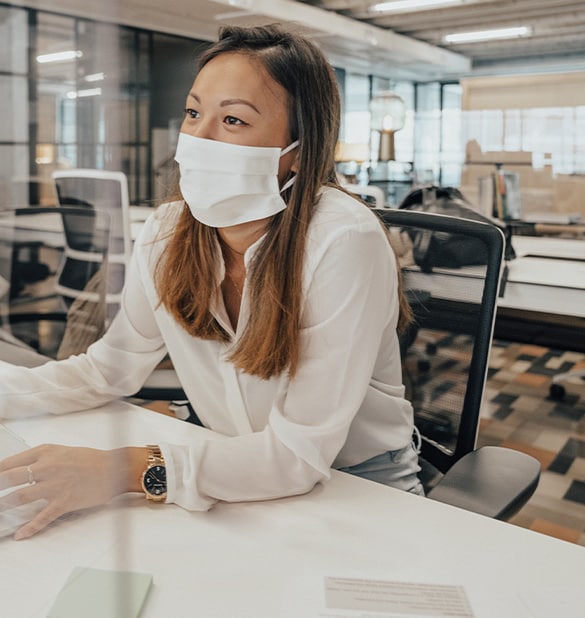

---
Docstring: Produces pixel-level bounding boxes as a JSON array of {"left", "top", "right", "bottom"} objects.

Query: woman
[{"left": 0, "top": 24, "right": 422, "bottom": 540}]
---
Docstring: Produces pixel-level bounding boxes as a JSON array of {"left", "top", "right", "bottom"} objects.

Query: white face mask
[{"left": 175, "top": 133, "right": 299, "bottom": 228}]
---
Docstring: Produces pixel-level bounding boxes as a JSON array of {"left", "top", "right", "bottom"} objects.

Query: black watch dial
[{"left": 144, "top": 464, "right": 167, "bottom": 496}]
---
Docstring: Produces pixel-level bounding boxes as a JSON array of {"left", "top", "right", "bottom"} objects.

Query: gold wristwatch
[{"left": 141, "top": 444, "right": 167, "bottom": 502}]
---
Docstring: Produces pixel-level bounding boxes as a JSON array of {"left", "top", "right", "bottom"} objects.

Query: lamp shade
[
  {"left": 335, "top": 142, "right": 370, "bottom": 163},
  {"left": 369, "top": 92, "right": 406, "bottom": 133}
]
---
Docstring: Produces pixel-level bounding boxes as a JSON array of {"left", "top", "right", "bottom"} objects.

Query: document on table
[{"left": 322, "top": 577, "right": 474, "bottom": 617}]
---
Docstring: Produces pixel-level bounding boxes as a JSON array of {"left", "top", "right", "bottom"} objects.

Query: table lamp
[{"left": 369, "top": 91, "right": 406, "bottom": 162}]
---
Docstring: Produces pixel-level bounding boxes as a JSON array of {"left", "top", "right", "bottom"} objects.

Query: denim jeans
[{"left": 337, "top": 429, "right": 425, "bottom": 496}]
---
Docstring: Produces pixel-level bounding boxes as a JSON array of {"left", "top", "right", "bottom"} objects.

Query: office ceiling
[
  {"left": 13, "top": 0, "right": 585, "bottom": 80},
  {"left": 299, "top": 0, "right": 585, "bottom": 75}
]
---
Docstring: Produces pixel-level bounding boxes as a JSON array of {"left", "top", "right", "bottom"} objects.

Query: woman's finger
[
  {"left": 0, "top": 482, "right": 45, "bottom": 512},
  {"left": 14, "top": 502, "right": 66, "bottom": 541},
  {"left": 0, "top": 464, "right": 41, "bottom": 493},
  {"left": 0, "top": 447, "right": 41, "bottom": 473}
]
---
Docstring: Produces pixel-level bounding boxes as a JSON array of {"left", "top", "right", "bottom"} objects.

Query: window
[{"left": 461, "top": 73, "right": 585, "bottom": 176}]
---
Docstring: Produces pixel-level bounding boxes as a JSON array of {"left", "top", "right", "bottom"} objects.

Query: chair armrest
[
  {"left": 132, "top": 369, "right": 186, "bottom": 401},
  {"left": 427, "top": 446, "right": 541, "bottom": 520}
]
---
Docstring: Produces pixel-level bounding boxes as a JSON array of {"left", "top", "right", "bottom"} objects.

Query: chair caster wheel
[
  {"left": 549, "top": 383, "right": 566, "bottom": 401},
  {"left": 418, "top": 359, "right": 431, "bottom": 372}
]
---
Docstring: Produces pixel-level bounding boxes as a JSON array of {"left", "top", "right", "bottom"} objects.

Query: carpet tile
[{"left": 480, "top": 340, "right": 585, "bottom": 545}]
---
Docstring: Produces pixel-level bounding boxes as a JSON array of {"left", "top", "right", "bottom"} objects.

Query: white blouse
[{"left": 0, "top": 186, "right": 414, "bottom": 510}]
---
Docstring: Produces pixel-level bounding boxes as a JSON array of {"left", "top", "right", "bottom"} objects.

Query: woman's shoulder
[
  {"left": 154, "top": 199, "right": 184, "bottom": 223},
  {"left": 303, "top": 186, "right": 394, "bottom": 280},
  {"left": 312, "top": 186, "right": 384, "bottom": 234},
  {"left": 140, "top": 200, "right": 184, "bottom": 239},
  {"left": 132, "top": 201, "right": 184, "bottom": 270}
]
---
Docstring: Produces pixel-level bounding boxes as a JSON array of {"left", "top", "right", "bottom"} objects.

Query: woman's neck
[
  {"left": 218, "top": 219, "right": 269, "bottom": 331},
  {"left": 217, "top": 217, "right": 270, "bottom": 259}
]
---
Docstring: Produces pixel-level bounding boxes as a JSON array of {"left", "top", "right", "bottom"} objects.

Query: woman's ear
[{"left": 291, "top": 153, "right": 299, "bottom": 173}]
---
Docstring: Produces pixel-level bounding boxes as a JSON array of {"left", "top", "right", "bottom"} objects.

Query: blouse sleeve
[{"left": 161, "top": 216, "right": 400, "bottom": 511}]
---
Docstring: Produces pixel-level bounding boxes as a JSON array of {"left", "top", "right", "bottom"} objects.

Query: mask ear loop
[
  {"left": 279, "top": 140, "right": 300, "bottom": 194},
  {"left": 279, "top": 175, "right": 296, "bottom": 194},
  {"left": 280, "top": 140, "right": 300, "bottom": 157}
]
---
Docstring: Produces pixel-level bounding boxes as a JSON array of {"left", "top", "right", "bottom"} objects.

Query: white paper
[{"left": 323, "top": 577, "right": 474, "bottom": 617}]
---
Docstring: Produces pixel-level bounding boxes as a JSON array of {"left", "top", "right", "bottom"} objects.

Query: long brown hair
[{"left": 155, "top": 24, "right": 411, "bottom": 379}]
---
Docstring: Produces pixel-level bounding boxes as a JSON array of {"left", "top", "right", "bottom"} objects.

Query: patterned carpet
[{"left": 480, "top": 340, "right": 585, "bottom": 545}]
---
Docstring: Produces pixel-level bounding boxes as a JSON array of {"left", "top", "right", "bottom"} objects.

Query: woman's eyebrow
[
  {"left": 220, "top": 98, "right": 261, "bottom": 115},
  {"left": 187, "top": 92, "right": 260, "bottom": 115}
]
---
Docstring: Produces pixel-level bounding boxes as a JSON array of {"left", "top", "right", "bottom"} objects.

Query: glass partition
[{"left": 0, "top": 6, "right": 29, "bottom": 208}]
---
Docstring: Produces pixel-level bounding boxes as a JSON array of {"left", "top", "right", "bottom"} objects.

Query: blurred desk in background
[
  {"left": 496, "top": 236, "right": 585, "bottom": 350},
  {"left": 5, "top": 205, "right": 153, "bottom": 245}
]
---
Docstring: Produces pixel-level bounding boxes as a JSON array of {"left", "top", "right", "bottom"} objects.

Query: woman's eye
[
  {"left": 184, "top": 108, "right": 199, "bottom": 119},
  {"left": 225, "top": 115, "right": 245, "bottom": 126}
]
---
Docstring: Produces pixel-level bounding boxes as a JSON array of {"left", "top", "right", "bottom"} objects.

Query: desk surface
[
  {"left": 501, "top": 234, "right": 585, "bottom": 320},
  {"left": 512, "top": 235, "right": 585, "bottom": 261},
  {"left": 408, "top": 234, "right": 585, "bottom": 318},
  {"left": 2, "top": 402, "right": 585, "bottom": 618},
  {"left": 500, "top": 256, "right": 585, "bottom": 318}
]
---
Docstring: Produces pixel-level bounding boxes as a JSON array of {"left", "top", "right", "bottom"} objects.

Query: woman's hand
[{"left": 0, "top": 444, "right": 146, "bottom": 540}]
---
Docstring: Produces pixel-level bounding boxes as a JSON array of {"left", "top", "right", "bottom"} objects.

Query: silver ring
[{"left": 26, "top": 465, "right": 35, "bottom": 486}]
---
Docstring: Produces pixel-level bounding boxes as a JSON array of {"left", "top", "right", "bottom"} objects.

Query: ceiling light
[
  {"left": 84, "top": 72, "right": 105, "bottom": 82},
  {"left": 36, "top": 50, "right": 83, "bottom": 64},
  {"left": 443, "top": 26, "right": 532, "bottom": 44},
  {"left": 214, "top": 10, "right": 258, "bottom": 20},
  {"left": 371, "top": 0, "right": 464, "bottom": 14},
  {"left": 66, "top": 88, "right": 102, "bottom": 99}
]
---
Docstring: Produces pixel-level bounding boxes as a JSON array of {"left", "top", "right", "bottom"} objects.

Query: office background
[
  {"left": 2, "top": 0, "right": 584, "bottom": 211},
  {"left": 1, "top": 0, "right": 585, "bottom": 544}
]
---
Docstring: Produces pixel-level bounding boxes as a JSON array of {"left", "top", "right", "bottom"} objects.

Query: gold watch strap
[
  {"left": 142, "top": 444, "right": 166, "bottom": 501},
  {"left": 146, "top": 444, "right": 164, "bottom": 464}
]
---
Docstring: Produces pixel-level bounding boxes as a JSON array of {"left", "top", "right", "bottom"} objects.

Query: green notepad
[{"left": 48, "top": 567, "right": 153, "bottom": 618}]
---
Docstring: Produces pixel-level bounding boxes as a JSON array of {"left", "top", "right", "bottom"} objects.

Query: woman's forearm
[{"left": 109, "top": 446, "right": 148, "bottom": 494}]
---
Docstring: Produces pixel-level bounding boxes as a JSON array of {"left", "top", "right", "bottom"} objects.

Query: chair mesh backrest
[
  {"left": 376, "top": 209, "right": 504, "bottom": 474},
  {"left": 52, "top": 171, "right": 130, "bottom": 303},
  {"left": 52, "top": 171, "right": 129, "bottom": 260}
]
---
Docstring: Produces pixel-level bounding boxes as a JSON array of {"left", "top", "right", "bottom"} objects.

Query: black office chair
[
  {"left": 52, "top": 169, "right": 131, "bottom": 319},
  {"left": 377, "top": 208, "right": 541, "bottom": 520},
  {"left": 0, "top": 206, "right": 109, "bottom": 361}
]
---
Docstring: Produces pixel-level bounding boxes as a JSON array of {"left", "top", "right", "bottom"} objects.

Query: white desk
[
  {"left": 403, "top": 231, "right": 585, "bottom": 345},
  {"left": 512, "top": 235, "right": 585, "bottom": 261},
  {"left": 498, "top": 235, "right": 585, "bottom": 318},
  {"left": 2, "top": 402, "right": 585, "bottom": 618},
  {"left": 491, "top": 236, "right": 585, "bottom": 355},
  {"left": 500, "top": 256, "right": 585, "bottom": 318}
]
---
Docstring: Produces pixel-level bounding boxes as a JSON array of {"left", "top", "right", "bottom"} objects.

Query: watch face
[{"left": 144, "top": 464, "right": 167, "bottom": 497}]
